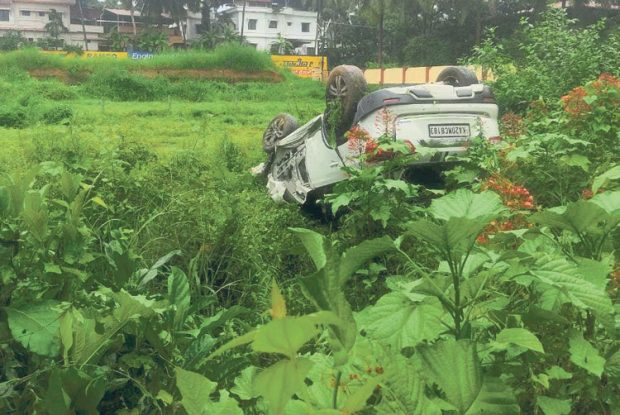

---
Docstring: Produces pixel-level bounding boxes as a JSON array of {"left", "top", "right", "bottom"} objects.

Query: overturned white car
[{"left": 259, "top": 65, "right": 500, "bottom": 204}]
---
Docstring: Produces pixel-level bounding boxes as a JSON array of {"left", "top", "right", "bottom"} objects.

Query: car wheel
[
  {"left": 436, "top": 66, "right": 478, "bottom": 87},
  {"left": 262, "top": 113, "right": 299, "bottom": 153},
  {"left": 324, "top": 65, "right": 367, "bottom": 144}
]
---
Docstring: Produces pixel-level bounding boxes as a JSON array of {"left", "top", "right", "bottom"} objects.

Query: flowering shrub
[
  {"left": 476, "top": 174, "right": 535, "bottom": 243},
  {"left": 561, "top": 73, "right": 620, "bottom": 118}
]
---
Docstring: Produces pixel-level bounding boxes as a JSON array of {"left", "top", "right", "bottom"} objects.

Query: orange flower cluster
[
  {"left": 476, "top": 175, "right": 535, "bottom": 244},
  {"left": 346, "top": 125, "right": 373, "bottom": 154},
  {"left": 561, "top": 73, "right": 620, "bottom": 117},
  {"left": 483, "top": 175, "right": 535, "bottom": 210},
  {"left": 500, "top": 112, "right": 525, "bottom": 139}
]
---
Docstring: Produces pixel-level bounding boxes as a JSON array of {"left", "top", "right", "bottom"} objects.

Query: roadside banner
[
  {"left": 42, "top": 50, "right": 128, "bottom": 59},
  {"left": 129, "top": 51, "right": 154, "bottom": 59},
  {"left": 271, "top": 55, "right": 328, "bottom": 81}
]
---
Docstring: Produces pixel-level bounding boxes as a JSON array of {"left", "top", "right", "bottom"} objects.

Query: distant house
[
  {"left": 97, "top": 8, "right": 185, "bottom": 50},
  {"left": 0, "top": 0, "right": 103, "bottom": 50},
  {"left": 212, "top": 0, "right": 318, "bottom": 54}
]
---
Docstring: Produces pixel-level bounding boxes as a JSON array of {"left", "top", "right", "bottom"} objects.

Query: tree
[{"left": 44, "top": 9, "right": 69, "bottom": 49}]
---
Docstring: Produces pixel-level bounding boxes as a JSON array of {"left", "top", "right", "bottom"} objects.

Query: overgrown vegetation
[{"left": 1, "top": 14, "right": 619, "bottom": 415}]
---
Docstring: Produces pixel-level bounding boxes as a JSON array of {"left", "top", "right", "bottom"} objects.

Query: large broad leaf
[
  {"left": 378, "top": 353, "right": 442, "bottom": 415},
  {"left": 590, "top": 191, "right": 620, "bottom": 216},
  {"left": 175, "top": 367, "right": 241, "bottom": 415},
  {"left": 529, "top": 200, "right": 610, "bottom": 234},
  {"left": 254, "top": 357, "right": 314, "bottom": 415},
  {"left": 420, "top": 339, "right": 518, "bottom": 414},
  {"left": 41, "top": 367, "right": 106, "bottom": 415},
  {"left": 495, "top": 328, "right": 545, "bottom": 354},
  {"left": 356, "top": 291, "right": 445, "bottom": 350},
  {"left": 290, "top": 228, "right": 327, "bottom": 270},
  {"left": 430, "top": 189, "right": 505, "bottom": 221},
  {"left": 419, "top": 339, "right": 482, "bottom": 414},
  {"left": 408, "top": 217, "right": 488, "bottom": 260},
  {"left": 6, "top": 300, "right": 64, "bottom": 357},
  {"left": 537, "top": 396, "right": 571, "bottom": 415},
  {"left": 568, "top": 330, "right": 605, "bottom": 377},
  {"left": 466, "top": 377, "right": 520, "bottom": 415},
  {"left": 168, "top": 267, "right": 191, "bottom": 330},
  {"left": 252, "top": 313, "right": 340, "bottom": 358},
  {"left": 529, "top": 256, "right": 614, "bottom": 332},
  {"left": 73, "top": 290, "right": 158, "bottom": 366},
  {"left": 338, "top": 236, "right": 395, "bottom": 286},
  {"left": 592, "top": 166, "right": 620, "bottom": 194}
]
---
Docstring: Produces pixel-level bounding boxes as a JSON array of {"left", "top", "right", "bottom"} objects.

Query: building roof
[
  {"left": 69, "top": 6, "right": 101, "bottom": 21},
  {"left": 104, "top": 8, "right": 144, "bottom": 17}
]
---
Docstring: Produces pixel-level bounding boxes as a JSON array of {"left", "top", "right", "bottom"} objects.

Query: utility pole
[{"left": 240, "top": 1, "right": 247, "bottom": 44}]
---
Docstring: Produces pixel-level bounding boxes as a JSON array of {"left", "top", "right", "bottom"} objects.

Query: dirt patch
[
  {"left": 28, "top": 68, "right": 91, "bottom": 84},
  {"left": 137, "top": 68, "right": 284, "bottom": 83},
  {"left": 28, "top": 68, "right": 284, "bottom": 83}
]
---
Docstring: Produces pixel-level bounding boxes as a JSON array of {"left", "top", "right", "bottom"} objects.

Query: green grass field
[{"left": 0, "top": 81, "right": 325, "bottom": 171}]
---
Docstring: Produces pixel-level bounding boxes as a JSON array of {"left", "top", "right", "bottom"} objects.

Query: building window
[
  {"left": 21, "top": 10, "right": 31, "bottom": 17},
  {"left": 269, "top": 20, "right": 277, "bottom": 29},
  {"left": 301, "top": 22, "right": 310, "bottom": 32},
  {"left": 249, "top": 43, "right": 257, "bottom": 49},
  {"left": 248, "top": 19, "right": 257, "bottom": 30},
  {"left": 0, "top": 10, "right": 9, "bottom": 21},
  {"left": 287, "top": 21, "right": 291, "bottom": 26},
  {"left": 38, "top": 11, "right": 46, "bottom": 17}
]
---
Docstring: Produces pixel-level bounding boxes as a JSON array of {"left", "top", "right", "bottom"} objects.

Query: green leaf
[
  {"left": 537, "top": 396, "right": 571, "bottom": 415},
  {"left": 338, "top": 236, "right": 394, "bottom": 286},
  {"left": 419, "top": 339, "right": 482, "bottom": 413},
  {"left": 356, "top": 291, "right": 445, "bottom": 350},
  {"left": 590, "top": 191, "right": 620, "bottom": 215},
  {"left": 231, "top": 366, "right": 259, "bottom": 400},
  {"left": 408, "top": 217, "right": 488, "bottom": 260},
  {"left": 561, "top": 154, "right": 590, "bottom": 171},
  {"left": 168, "top": 267, "right": 190, "bottom": 330},
  {"left": 546, "top": 366, "right": 572, "bottom": 380},
  {"left": 41, "top": 368, "right": 106, "bottom": 415},
  {"left": 430, "top": 189, "right": 505, "bottom": 221},
  {"left": 568, "top": 330, "right": 605, "bottom": 377},
  {"left": 290, "top": 227, "right": 327, "bottom": 270},
  {"left": 466, "top": 377, "right": 519, "bottom": 415},
  {"left": 378, "top": 353, "right": 441, "bottom": 415},
  {"left": 592, "top": 166, "right": 620, "bottom": 194},
  {"left": 496, "top": 328, "right": 545, "bottom": 354},
  {"left": 252, "top": 312, "right": 341, "bottom": 358},
  {"left": 529, "top": 256, "right": 614, "bottom": 332},
  {"left": 340, "top": 377, "right": 380, "bottom": 414},
  {"left": 6, "top": 300, "right": 64, "bottom": 357},
  {"left": 605, "top": 349, "right": 620, "bottom": 380},
  {"left": 254, "top": 357, "right": 314, "bottom": 415},
  {"left": 529, "top": 200, "right": 610, "bottom": 235},
  {"left": 175, "top": 367, "right": 217, "bottom": 415}
]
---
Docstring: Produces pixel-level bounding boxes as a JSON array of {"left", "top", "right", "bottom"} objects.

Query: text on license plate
[{"left": 428, "top": 124, "right": 471, "bottom": 138}]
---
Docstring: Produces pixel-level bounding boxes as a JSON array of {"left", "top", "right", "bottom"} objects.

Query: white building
[
  {"left": 215, "top": 0, "right": 318, "bottom": 54},
  {"left": 0, "top": 0, "right": 103, "bottom": 50}
]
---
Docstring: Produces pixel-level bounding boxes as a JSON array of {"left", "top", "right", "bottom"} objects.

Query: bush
[
  {"left": 41, "top": 104, "right": 73, "bottom": 124},
  {"left": 467, "top": 9, "right": 620, "bottom": 112},
  {"left": 84, "top": 68, "right": 167, "bottom": 101},
  {"left": 0, "top": 106, "right": 27, "bottom": 128}
]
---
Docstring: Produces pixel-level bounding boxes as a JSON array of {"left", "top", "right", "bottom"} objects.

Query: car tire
[
  {"left": 262, "top": 113, "right": 299, "bottom": 153},
  {"left": 324, "top": 65, "right": 367, "bottom": 144},
  {"left": 436, "top": 66, "right": 478, "bottom": 87}
]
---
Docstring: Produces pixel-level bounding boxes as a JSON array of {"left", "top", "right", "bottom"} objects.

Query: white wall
[
  {"left": 0, "top": 0, "right": 101, "bottom": 50},
  {"left": 225, "top": 6, "right": 317, "bottom": 53}
]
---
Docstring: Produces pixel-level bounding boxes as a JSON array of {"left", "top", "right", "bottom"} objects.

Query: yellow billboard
[
  {"left": 271, "top": 55, "right": 328, "bottom": 80},
  {"left": 43, "top": 51, "right": 129, "bottom": 59}
]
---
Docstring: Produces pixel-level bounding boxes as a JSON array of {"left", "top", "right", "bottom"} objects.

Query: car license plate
[{"left": 428, "top": 124, "right": 471, "bottom": 138}]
